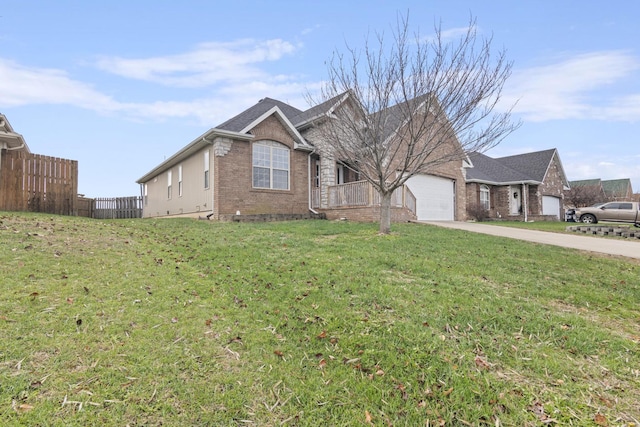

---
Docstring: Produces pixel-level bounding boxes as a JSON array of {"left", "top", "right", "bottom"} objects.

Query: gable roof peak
[
  {"left": 215, "top": 98, "right": 303, "bottom": 133},
  {"left": 467, "top": 148, "right": 568, "bottom": 187},
  {"left": 292, "top": 91, "right": 352, "bottom": 128}
]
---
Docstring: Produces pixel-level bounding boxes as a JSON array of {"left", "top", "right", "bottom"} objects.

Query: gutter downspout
[
  {"left": 0, "top": 140, "right": 26, "bottom": 174},
  {"left": 203, "top": 137, "right": 215, "bottom": 219},
  {"left": 308, "top": 149, "right": 319, "bottom": 215},
  {"left": 139, "top": 183, "right": 145, "bottom": 218}
]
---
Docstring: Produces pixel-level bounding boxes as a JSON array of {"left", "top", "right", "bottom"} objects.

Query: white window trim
[
  {"left": 480, "top": 184, "right": 490, "bottom": 210},
  {"left": 167, "top": 170, "right": 172, "bottom": 200},
  {"left": 178, "top": 165, "right": 183, "bottom": 197},
  {"left": 252, "top": 141, "right": 290, "bottom": 190},
  {"left": 204, "top": 150, "right": 210, "bottom": 189}
]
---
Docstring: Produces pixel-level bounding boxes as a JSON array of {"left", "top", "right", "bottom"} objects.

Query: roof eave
[
  {"left": 0, "top": 131, "right": 29, "bottom": 151},
  {"left": 296, "top": 91, "right": 352, "bottom": 130},
  {"left": 136, "top": 128, "right": 253, "bottom": 183},
  {"left": 240, "top": 105, "right": 313, "bottom": 150},
  {"left": 466, "top": 179, "right": 541, "bottom": 186},
  {"left": 0, "top": 114, "right": 31, "bottom": 153}
]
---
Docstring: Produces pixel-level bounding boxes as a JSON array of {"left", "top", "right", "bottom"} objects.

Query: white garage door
[
  {"left": 542, "top": 196, "right": 561, "bottom": 219},
  {"left": 405, "top": 175, "right": 455, "bottom": 221}
]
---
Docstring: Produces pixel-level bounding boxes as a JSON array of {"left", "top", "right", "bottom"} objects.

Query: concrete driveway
[{"left": 421, "top": 221, "right": 640, "bottom": 260}]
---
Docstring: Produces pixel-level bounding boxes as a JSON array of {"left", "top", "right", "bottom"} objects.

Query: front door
[{"left": 510, "top": 186, "right": 522, "bottom": 215}]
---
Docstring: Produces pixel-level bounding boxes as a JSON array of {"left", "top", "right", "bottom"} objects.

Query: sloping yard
[{"left": 1, "top": 213, "right": 639, "bottom": 426}]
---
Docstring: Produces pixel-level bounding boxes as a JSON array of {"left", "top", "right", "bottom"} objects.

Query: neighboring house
[
  {"left": 465, "top": 148, "right": 569, "bottom": 220},
  {"left": 602, "top": 178, "right": 633, "bottom": 201},
  {"left": 567, "top": 178, "right": 634, "bottom": 206},
  {"left": 137, "top": 93, "right": 468, "bottom": 222},
  {"left": 0, "top": 113, "right": 30, "bottom": 154}
]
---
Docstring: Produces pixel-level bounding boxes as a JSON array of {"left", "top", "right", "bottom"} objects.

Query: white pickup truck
[{"left": 575, "top": 201, "right": 640, "bottom": 225}]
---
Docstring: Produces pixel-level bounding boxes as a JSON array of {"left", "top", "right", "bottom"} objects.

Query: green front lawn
[{"left": 1, "top": 212, "right": 639, "bottom": 426}]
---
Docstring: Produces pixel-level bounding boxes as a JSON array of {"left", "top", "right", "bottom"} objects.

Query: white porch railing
[
  {"left": 330, "top": 181, "right": 371, "bottom": 207},
  {"left": 318, "top": 180, "right": 416, "bottom": 215}
]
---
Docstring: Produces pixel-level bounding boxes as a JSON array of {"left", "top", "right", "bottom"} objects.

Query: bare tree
[
  {"left": 309, "top": 14, "right": 520, "bottom": 234},
  {"left": 564, "top": 184, "right": 606, "bottom": 207}
]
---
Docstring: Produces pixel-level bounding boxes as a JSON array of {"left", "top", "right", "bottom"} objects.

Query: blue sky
[{"left": 1, "top": 0, "right": 639, "bottom": 197}]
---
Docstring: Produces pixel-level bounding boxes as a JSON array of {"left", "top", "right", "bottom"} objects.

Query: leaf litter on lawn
[{"left": 1, "top": 213, "right": 639, "bottom": 425}]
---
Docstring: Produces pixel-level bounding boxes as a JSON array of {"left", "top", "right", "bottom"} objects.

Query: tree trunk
[{"left": 379, "top": 191, "right": 392, "bottom": 234}]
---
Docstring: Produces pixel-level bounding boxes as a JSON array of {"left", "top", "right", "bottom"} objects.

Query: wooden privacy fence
[
  {"left": 92, "top": 196, "right": 143, "bottom": 219},
  {"left": 0, "top": 149, "right": 78, "bottom": 215}
]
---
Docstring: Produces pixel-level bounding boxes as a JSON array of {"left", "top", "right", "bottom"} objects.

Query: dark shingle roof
[
  {"left": 292, "top": 92, "right": 350, "bottom": 127},
  {"left": 369, "top": 93, "right": 432, "bottom": 142},
  {"left": 495, "top": 149, "right": 556, "bottom": 182},
  {"left": 216, "top": 98, "right": 304, "bottom": 133},
  {"left": 467, "top": 148, "right": 559, "bottom": 184},
  {"left": 466, "top": 152, "right": 532, "bottom": 183}
]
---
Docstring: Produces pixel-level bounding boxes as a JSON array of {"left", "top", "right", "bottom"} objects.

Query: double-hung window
[
  {"left": 167, "top": 170, "right": 173, "bottom": 199},
  {"left": 480, "top": 184, "right": 490, "bottom": 210},
  {"left": 252, "top": 141, "right": 289, "bottom": 190},
  {"left": 178, "top": 165, "right": 183, "bottom": 197},
  {"left": 204, "top": 150, "right": 210, "bottom": 189}
]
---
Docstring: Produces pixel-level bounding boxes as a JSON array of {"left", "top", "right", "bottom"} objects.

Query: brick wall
[
  {"left": 319, "top": 206, "right": 416, "bottom": 223},
  {"left": 213, "top": 115, "right": 311, "bottom": 218}
]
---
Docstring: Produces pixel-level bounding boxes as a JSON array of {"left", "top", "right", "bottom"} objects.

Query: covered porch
[{"left": 311, "top": 180, "right": 417, "bottom": 222}]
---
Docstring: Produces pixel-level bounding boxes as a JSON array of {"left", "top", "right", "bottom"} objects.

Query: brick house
[
  {"left": 466, "top": 148, "right": 569, "bottom": 220},
  {"left": 137, "top": 92, "right": 468, "bottom": 221}
]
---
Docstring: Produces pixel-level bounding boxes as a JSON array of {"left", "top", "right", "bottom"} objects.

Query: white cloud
[
  {"left": 0, "top": 59, "right": 120, "bottom": 111},
  {"left": 597, "top": 161, "right": 616, "bottom": 167},
  {"left": 418, "top": 24, "right": 476, "bottom": 45},
  {"left": 564, "top": 156, "right": 640, "bottom": 190},
  {"left": 0, "top": 36, "right": 313, "bottom": 126},
  {"left": 301, "top": 25, "right": 320, "bottom": 36},
  {"left": 94, "top": 39, "right": 300, "bottom": 88},
  {"left": 604, "top": 94, "right": 640, "bottom": 122},
  {"left": 439, "top": 25, "right": 476, "bottom": 41},
  {"left": 502, "top": 51, "right": 640, "bottom": 122}
]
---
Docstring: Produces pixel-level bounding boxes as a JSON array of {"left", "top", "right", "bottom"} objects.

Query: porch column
[
  {"left": 320, "top": 155, "right": 336, "bottom": 208},
  {"left": 523, "top": 183, "right": 528, "bottom": 222}
]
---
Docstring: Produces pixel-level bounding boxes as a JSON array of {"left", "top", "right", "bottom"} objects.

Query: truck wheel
[{"left": 580, "top": 214, "right": 597, "bottom": 224}]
